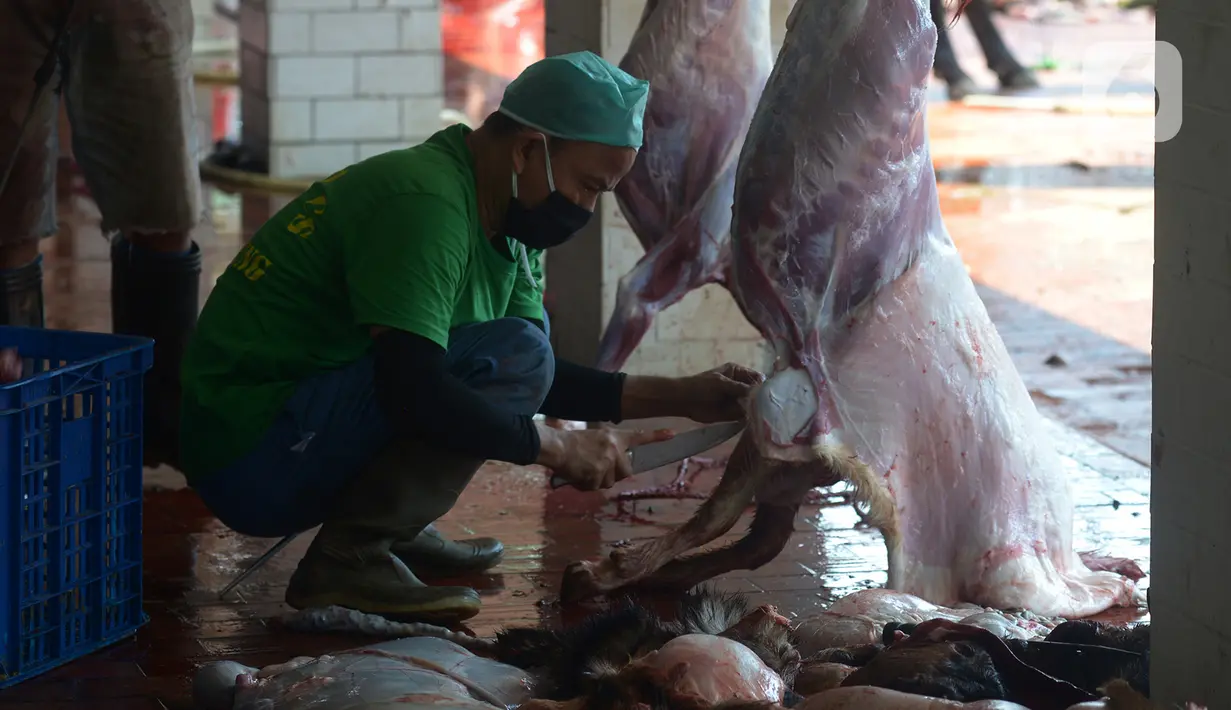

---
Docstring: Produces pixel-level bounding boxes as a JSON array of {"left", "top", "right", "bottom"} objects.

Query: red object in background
[
  {"left": 441, "top": 0, "right": 544, "bottom": 126},
  {"left": 212, "top": 85, "right": 233, "bottom": 144}
]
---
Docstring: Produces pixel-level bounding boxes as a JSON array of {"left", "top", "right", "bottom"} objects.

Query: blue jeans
[{"left": 193, "top": 316, "right": 554, "bottom": 538}]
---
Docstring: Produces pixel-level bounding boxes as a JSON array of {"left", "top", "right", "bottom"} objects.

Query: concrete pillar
[
  {"left": 543, "top": 0, "right": 795, "bottom": 373},
  {"left": 1150, "top": 0, "right": 1231, "bottom": 705},
  {"left": 542, "top": 0, "right": 607, "bottom": 366},
  {"left": 238, "top": 0, "right": 445, "bottom": 179}
]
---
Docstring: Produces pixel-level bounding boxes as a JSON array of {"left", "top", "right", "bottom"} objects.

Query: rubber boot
[
  {"left": 110, "top": 237, "right": 201, "bottom": 469},
  {"left": 285, "top": 438, "right": 486, "bottom": 621},
  {"left": 392, "top": 524, "right": 505, "bottom": 577},
  {"left": 0, "top": 255, "right": 45, "bottom": 327},
  {"left": 996, "top": 65, "right": 1040, "bottom": 91}
]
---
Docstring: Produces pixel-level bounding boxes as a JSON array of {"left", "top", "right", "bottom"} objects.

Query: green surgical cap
[{"left": 498, "top": 51, "right": 650, "bottom": 150}]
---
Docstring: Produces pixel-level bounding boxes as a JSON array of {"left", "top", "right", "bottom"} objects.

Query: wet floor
[{"left": 0, "top": 11, "right": 1156, "bottom": 708}]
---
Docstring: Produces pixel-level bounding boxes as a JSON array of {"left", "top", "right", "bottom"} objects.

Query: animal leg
[
  {"left": 631, "top": 502, "right": 799, "bottom": 592},
  {"left": 595, "top": 253, "right": 659, "bottom": 372},
  {"left": 561, "top": 436, "right": 766, "bottom": 601},
  {"left": 1078, "top": 552, "right": 1146, "bottom": 581},
  {"left": 595, "top": 228, "right": 726, "bottom": 373}
]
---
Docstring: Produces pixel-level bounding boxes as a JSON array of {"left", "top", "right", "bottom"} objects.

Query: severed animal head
[{"left": 495, "top": 586, "right": 802, "bottom": 701}]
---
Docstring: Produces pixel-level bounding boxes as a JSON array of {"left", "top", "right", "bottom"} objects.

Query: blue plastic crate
[{"left": 0, "top": 326, "right": 154, "bottom": 688}]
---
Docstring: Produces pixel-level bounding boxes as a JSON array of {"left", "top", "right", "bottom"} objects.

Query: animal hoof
[
  {"left": 560, "top": 562, "right": 602, "bottom": 603},
  {"left": 755, "top": 605, "right": 793, "bottom": 628}
]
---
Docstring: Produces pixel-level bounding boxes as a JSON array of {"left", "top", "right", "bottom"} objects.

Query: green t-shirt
[{"left": 179, "top": 124, "right": 545, "bottom": 481}]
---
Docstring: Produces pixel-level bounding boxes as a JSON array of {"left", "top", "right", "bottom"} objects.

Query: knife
[
  {"left": 1023, "top": 639, "right": 1144, "bottom": 658},
  {"left": 549, "top": 420, "right": 745, "bottom": 490}
]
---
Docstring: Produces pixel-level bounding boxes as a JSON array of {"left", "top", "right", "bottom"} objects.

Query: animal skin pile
[
  {"left": 559, "top": 0, "right": 1144, "bottom": 618},
  {"left": 193, "top": 588, "right": 1196, "bottom": 710}
]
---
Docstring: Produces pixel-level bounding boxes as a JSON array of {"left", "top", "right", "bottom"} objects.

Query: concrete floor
[{"left": 0, "top": 11, "right": 1157, "bottom": 708}]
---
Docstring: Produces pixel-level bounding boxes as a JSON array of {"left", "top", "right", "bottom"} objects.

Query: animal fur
[
  {"left": 841, "top": 640, "right": 1010, "bottom": 701},
  {"left": 495, "top": 586, "right": 801, "bottom": 699},
  {"left": 1018, "top": 621, "right": 1150, "bottom": 696},
  {"left": 802, "top": 619, "right": 1149, "bottom": 706}
]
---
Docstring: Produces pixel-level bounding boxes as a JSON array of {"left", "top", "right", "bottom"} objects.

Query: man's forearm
[
  {"left": 619, "top": 374, "right": 689, "bottom": 421},
  {"left": 373, "top": 329, "right": 542, "bottom": 464},
  {"left": 539, "top": 358, "right": 627, "bottom": 421},
  {"left": 540, "top": 360, "right": 689, "bottom": 423}
]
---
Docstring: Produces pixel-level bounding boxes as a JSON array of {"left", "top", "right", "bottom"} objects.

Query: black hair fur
[
  {"left": 1013, "top": 620, "right": 1150, "bottom": 696},
  {"left": 490, "top": 586, "right": 800, "bottom": 700}
]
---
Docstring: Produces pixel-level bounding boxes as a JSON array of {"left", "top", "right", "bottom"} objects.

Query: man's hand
[
  {"left": 537, "top": 425, "right": 674, "bottom": 491},
  {"left": 673, "top": 363, "right": 765, "bottom": 423}
]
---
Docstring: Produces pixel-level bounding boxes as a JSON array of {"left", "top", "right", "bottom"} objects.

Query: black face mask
[{"left": 503, "top": 139, "right": 593, "bottom": 250}]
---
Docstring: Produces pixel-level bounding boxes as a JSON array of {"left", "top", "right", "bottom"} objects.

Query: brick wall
[
  {"left": 1150, "top": 0, "right": 1231, "bottom": 705},
  {"left": 239, "top": 0, "right": 445, "bottom": 179},
  {"left": 578, "top": 0, "right": 794, "bottom": 377}
]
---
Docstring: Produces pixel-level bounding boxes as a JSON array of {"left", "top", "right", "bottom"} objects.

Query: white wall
[{"left": 1150, "top": 0, "right": 1231, "bottom": 704}]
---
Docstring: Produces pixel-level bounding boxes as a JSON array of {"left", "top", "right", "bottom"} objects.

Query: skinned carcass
[
  {"left": 192, "top": 637, "right": 536, "bottom": 710},
  {"left": 594, "top": 0, "right": 772, "bottom": 372},
  {"left": 793, "top": 589, "right": 1059, "bottom": 655},
  {"left": 560, "top": 0, "right": 1143, "bottom": 619}
]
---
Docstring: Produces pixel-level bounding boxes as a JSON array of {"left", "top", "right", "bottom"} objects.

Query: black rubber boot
[
  {"left": 110, "top": 237, "right": 202, "bottom": 470},
  {"left": 286, "top": 438, "right": 487, "bottom": 622},
  {"left": 392, "top": 523, "right": 505, "bottom": 577},
  {"left": 0, "top": 255, "right": 46, "bottom": 328}
]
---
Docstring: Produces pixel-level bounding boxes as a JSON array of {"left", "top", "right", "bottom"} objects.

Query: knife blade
[
  {"left": 1023, "top": 639, "right": 1144, "bottom": 658},
  {"left": 549, "top": 420, "right": 745, "bottom": 490}
]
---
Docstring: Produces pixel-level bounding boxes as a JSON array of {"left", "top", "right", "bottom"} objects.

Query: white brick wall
[
  {"left": 314, "top": 98, "right": 402, "bottom": 140},
  {"left": 400, "top": 8, "right": 443, "bottom": 50},
  {"left": 358, "top": 141, "right": 407, "bottom": 160},
  {"left": 359, "top": 55, "right": 443, "bottom": 96},
  {"left": 403, "top": 96, "right": 444, "bottom": 135},
  {"left": 311, "top": 11, "right": 401, "bottom": 53},
  {"left": 268, "top": 12, "right": 310, "bottom": 54},
  {"left": 270, "top": 99, "right": 313, "bottom": 141},
  {"left": 272, "top": 143, "right": 358, "bottom": 177},
  {"left": 1151, "top": 0, "right": 1231, "bottom": 706},
  {"left": 269, "top": 0, "right": 356, "bottom": 10},
  {"left": 270, "top": 56, "right": 356, "bottom": 98},
  {"left": 240, "top": 0, "right": 444, "bottom": 178},
  {"left": 358, "top": 0, "right": 438, "bottom": 7}
]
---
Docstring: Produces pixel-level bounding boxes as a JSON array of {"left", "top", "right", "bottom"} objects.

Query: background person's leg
[
  {"left": 930, "top": 0, "right": 978, "bottom": 101},
  {"left": 0, "top": 1, "right": 63, "bottom": 327},
  {"left": 963, "top": 0, "right": 1038, "bottom": 90},
  {"left": 66, "top": 0, "right": 203, "bottom": 469}
]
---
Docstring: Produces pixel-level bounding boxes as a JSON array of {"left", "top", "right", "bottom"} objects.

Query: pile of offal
[{"left": 194, "top": 586, "right": 1195, "bottom": 710}]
